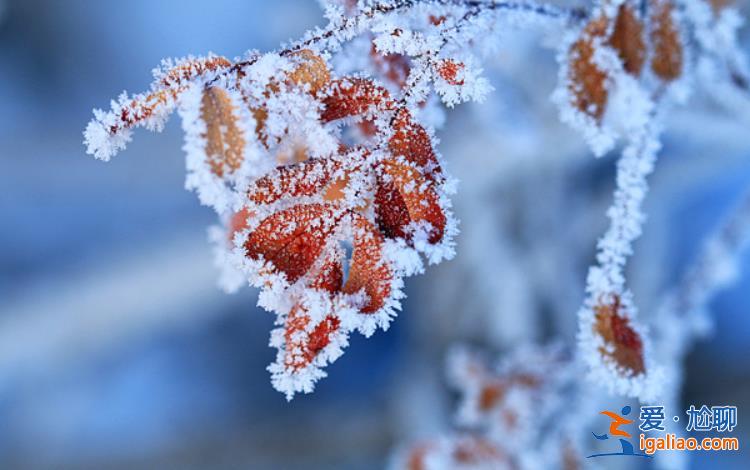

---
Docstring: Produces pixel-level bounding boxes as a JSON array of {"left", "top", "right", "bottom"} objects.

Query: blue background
[{"left": 0, "top": 1, "right": 748, "bottom": 468}]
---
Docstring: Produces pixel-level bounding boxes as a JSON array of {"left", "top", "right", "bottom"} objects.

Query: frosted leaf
[
  {"left": 433, "top": 57, "right": 493, "bottom": 108},
  {"left": 650, "top": 0, "right": 684, "bottom": 82}
]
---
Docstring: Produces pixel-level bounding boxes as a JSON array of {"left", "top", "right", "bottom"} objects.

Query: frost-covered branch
[
  {"left": 577, "top": 117, "right": 665, "bottom": 401},
  {"left": 83, "top": 0, "right": 750, "bottom": 401}
]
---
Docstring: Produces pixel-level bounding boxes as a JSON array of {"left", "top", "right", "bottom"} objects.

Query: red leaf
[
  {"left": 374, "top": 177, "right": 412, "bottom": 240},
  {"left": 594, "top": 295, "right": 645, "bottom": 375},
  {"left": 244, "top": 203, "right": 341, "bottom": 284},
  {"left": 321, "top": 78, "right": 393, "bottom": 122},
  {"left": 281, "top": 247, "right": 344, "bottom": 370},
  {"left": 308, "top": 247, "right": 345, "bottom": 293},
  {"left": 283, "top": 306, "right": 341, "bottom": 371},
  {"left": 436, "top": 59, "right": 465, "bottom": 86},
  {"left": 343, "top": 215, "right": 392, "bottom": 313},
  {"left": 248, "top": 157, "right": 342, "bottom": 205}
]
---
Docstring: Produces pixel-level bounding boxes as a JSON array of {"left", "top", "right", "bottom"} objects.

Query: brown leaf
[
  {"left": 710, "top": 0, "right": 732, "bottom": 15},
  {"left": 201, "top": 86, "right": 245, "bottom": 177},
  {"left": 282, "top": 249, "right": 344, "bottom": 371},
  {"left": 609, "top": 4, "right": 646, "bottom": 76},
  {"left": 322, "top": 174, "right": 349, "bottom": 201},
  {"left": 569, "top": 16, "right": 610, "bottom": 120},
  {"left": 105, "top": 56, "right": 232, "bottom": 139},
  {"left": 250, "top": 50, "right": 330, "bottom": 148},
  {"left": 228, "top": 207, "right": 252, "bottom": 242},
  {"left": 650, "top": 0, "right": 683, "bottom": 82},
  {"left": 374, "top": 177, "right": 412, "bottom": 241},
  {"left": 452, "top": 436, "right": 508, "bottom": 466}
]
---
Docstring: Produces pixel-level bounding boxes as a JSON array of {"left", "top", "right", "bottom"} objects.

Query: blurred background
[{"left": 0, "top": 0, "right": 749, "bottom": 468}]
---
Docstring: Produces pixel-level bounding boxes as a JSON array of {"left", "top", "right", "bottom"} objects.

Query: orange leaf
[
  {"left": 282, "top": 248, "right": 343, "bottom": 371},
  {"left": 322, "top": 174, "right": 349, "bottom": 202},
  {"left": 374, "top": 177, "right": 412, "bottom": 240},
  {"left": 228, "top": 207, "right": 252, "bottom": 242},
  {"left": 286, "top": 49, "right": 331, "bottom": 94},
  {"left": 308, "top": 247, "right": 345, "bottom": 293},
  {"left": 370, "top": 43, "right": 410, "bottom": 88},
  {"left": 108, "top": 56, "right": 232, "bottom": 138}
]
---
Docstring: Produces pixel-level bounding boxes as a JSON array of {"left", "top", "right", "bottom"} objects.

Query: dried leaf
[
  {"left": 478, "top": 381, "right": 506, "bottom": 411},
  {"left": 244, "top": 203, "right": 341, "bottom": 284},
  {"left": 388, "top": 108, "right": 441, "bottom": 180},
  {"left": 650, "top": 0, "right": 683, "bottom": 82},
  {"left": 322, "top": 174, "right": 349, "bottom": 201},
  {"left": 201, "top": 86, "right": 245, "bottom": 177},
  {"left": 374, "top": 177, "right": 412, "bottom": 240},
  {"left": 228, "top": 207, "right": 252, "bottom": 242},
  {"left": 251, "top": 106, "right": 269, "bottom": 146},
  {"left": 452, "top": 436, "right": 507, "bottom": 466},
  {"left": 379, "top": 159, "right": 446, "bottom": 244},
  {"left": 284, "top": 308, "right": 341, "bottom": 371},
  {"left": 85, "top": 55, "right": 232, "bottom": 160},
  {"left": 321, "top": 78, "right": 393, "bottom": 122},
  {"left": 343, "top": 215, "right": 392, "bottom": 313},
  {"left": 233, "top": 75, "right": 451, "bottom": 396},
  {"left": 286, "top": 49, "right": 331, "bottom": 94},
  {"left": 710, "top": 0, "right": 732, "bottom": 13},
  {"left": 609, "top": 4, "right": 646, "bottom": 76},
  {"left": 247, "top": 157, "right": 341, "bottom": 205},
  {"left": 594, "top": 295, "right": 645, "bottom": 375},
  {"left": 283, "top": 251, "right": 343, "bottom": 371},
  {"left": 249, "top": 50, "right": 330, "bottom": 148},
  {"left": 569, "top": 16, "right": 610, "bottom": 120}
]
